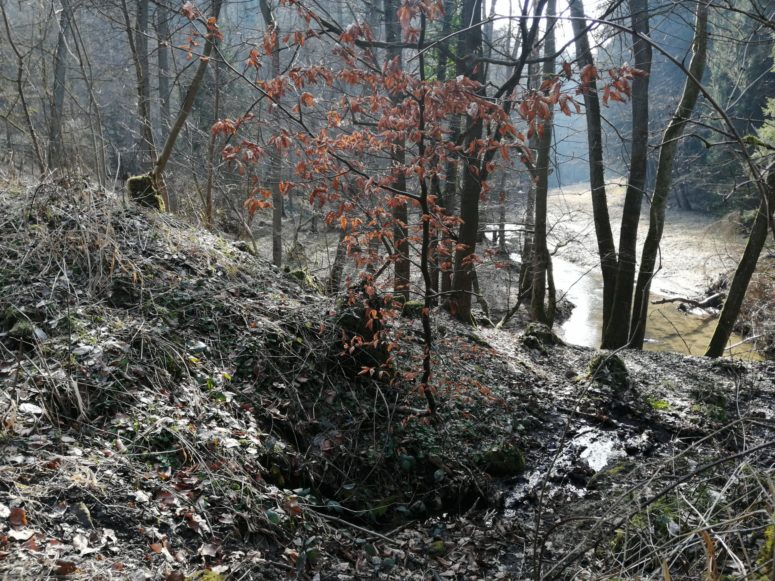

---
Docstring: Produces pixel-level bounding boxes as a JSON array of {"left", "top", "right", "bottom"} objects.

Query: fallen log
[{"left": 651, "top": 292, "right": 724, "bottom": 309}]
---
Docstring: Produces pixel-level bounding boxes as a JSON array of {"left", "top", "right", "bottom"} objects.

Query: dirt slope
[{"left": 1, "top": 181, "right": 773, "bottom": 580}]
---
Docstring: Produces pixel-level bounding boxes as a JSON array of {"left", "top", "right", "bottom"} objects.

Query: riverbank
[
  {"left": 547, "top": 182, "right": 746, "bottom": 298},
  {"left": 542, "top": 182, "right": 764, "bottom": 357}
]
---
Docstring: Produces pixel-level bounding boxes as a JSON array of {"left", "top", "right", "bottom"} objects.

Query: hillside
[{"left": 1, "top": 180, "right": 774, "bottom": 580}]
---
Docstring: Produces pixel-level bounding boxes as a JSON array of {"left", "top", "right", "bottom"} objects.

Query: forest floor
[{"left": 1, "top": 179, "right": 774, "bottom": 580}]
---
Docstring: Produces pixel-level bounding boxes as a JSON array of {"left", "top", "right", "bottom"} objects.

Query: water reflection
[{"left": 500, "top": 236, "right": 758, "bottom": 359}]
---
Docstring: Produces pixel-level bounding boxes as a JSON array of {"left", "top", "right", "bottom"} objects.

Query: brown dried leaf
[
  {"left": 9, "top": 507, "right": 27, "bottom": 528},
  {"left": 54, "top": 560, "right": 77, "bottom": 576}
]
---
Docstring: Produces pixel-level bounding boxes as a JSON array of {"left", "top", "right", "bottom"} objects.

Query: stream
[
  {"left": 548, "top": 256, "right": 752, "bottom": 357},
  {"left": 493, "top": 218, "right": 758, "bottom": 359}
]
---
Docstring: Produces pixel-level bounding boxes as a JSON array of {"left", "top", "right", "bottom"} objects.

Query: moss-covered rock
[
  {"left": 127, "top": 175, "right": 164, "bottom": 211},
  {"left": 758, "top": 521, "right": 775, "bottom": 579},
  {"left": 478, "top": 443, "right": 525, "bottom": 477},
  {"left": 587, "top": 352, "right": 630, "bottom": 391},
  {"left": 520, "top": 322, "right": 563, "bottom": 354},
  {"left": 401, "top": 300, "right": 425, "bottom": 319},
  {"left": 286, "top": 268, "right": 323, "bottom": 292}
]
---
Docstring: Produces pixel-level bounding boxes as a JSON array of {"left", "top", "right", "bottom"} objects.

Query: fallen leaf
[
  {"left": 54, "top": 561, "right": 77, "bottom": 576},
  {"left": 8, "top": 529, "right": 34, "bottom": 541},
  {"left": 23, "top": 535, "right": 39, "bottom": 552},
  {"left": 9, "top": 507, "right": 27, "bottom": 528},
  {"left": 19, "top": 402, "right": 44, "bottom": 415},
  {"left": 199, "top": 542, "right": 220, "bottom": 558},
  {"left": 72, "top": 533, "right": 99, "bottom": 555}
]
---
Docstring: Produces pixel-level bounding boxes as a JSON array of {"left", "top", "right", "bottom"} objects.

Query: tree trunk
[
  {"left": 157, "top": 4, "right": 172, "bottom": 141},
  {"left": 258, "top": 0, "right": 283, "bottom": 267},
  {"left": 530, "top": 0, "right": 556, "bottom": 325},
  {"left": 204, "top": 53, "right": 221, "bottom": 230},
  {"left": 601, "top": 0, "right": 651, "bottom": 349},
  {"left": 450, "top": 0, "right": 484, "bottom": 323},
  {"left": 518, "top": 51, "right": 540, "bottom": 304},
  {"left": 1, "top": 2, "right": 45, "bottom": 173},
  {"left": 151, "top": 0, "right": 224, "bottom": 206},
  {"left": 441, "top": 111, "right": 460, "bottom": 297},
  {"left": 706, "top": 170, "right": 775, "bottom": 357},
  {"left": 48, "top": 0, "right": 73, "bottom": 170},
  {"left": 384, "top": 0, "right": 410, "bottom": 299},
  {"left": 121, "top": 0, "right": 157, "bottom": 173},
  {"left": 326, "top": 228, "right": 348, "bottom": 296},
  {"left": 569, "top": 0, "right": 616, "bottom": 332},
  {"left": 630, "top": 0, "right": 709, "bottom": 348}
]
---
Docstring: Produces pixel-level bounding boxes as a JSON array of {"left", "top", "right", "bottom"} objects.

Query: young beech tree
[{"left": 212, "top": 0, "right": 643, "bottom": 411}]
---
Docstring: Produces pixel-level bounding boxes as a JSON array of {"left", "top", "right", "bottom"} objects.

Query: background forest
[{"left": 1, "top": 0, "right": 773, "bottom": 356}]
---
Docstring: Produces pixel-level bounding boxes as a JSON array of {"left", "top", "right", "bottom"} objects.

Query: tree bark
[
  {"left": 630, "top": 0, "right": 709, "bottom": 348},
  {"left": 156, "top": 3, "right": 172, "bottom": 141},
  {"left": 384, "top": 0, "right": 410, "bottom": 299},
  {"left": 258, "top": 0, "right": 283, "bottom": 267},
  {"left": 450, "top": 0, "right": 484, "bottom": 323},
  {"left": 48, "top": 0, "right": 73, "bottom": 170},
  {"left": 204, "top": 52, "right": 221, "bottom": 230},
  {"left": 601, "top": 0, "right": 651, "bottom": 349},
  {"left": 530, "top": 0, "right": 556, "bottom": 325},
  {"left": 706, "top": 170, "right": 775, "bottom": 357},
  {"left": 121, "top": 0, "right": 157, "bottom": 175},
  {"left": 569, "top": 0, "right": 616, "bottom": 332}
]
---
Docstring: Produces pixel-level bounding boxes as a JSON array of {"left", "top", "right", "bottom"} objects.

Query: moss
[
  {"left": 287, "top": 268, "right": 323, "bottom": 292},
  {"left": 478, "top": 443, "right": 525, "bottom": 477},
  {"left": 646, "top": 397, "right": 671, "bottom": 411},
  {"left": 588, "top": 353, "right": 630, "bottom": 391},
  {"left": 126, "top": 175, "right": 164, "bottom": 211},
  {"left": 757, "top": 521, "right": 775, "bottom": 578},
  {"left": 187, "top": 572, "right": 223, "bottom": 581},
  {"left": 8, "top": 319, "right": 34, "bottom": 340},
  {"left": 691, "top": 402, "right": 728, "bottom": 423},
  {"left": 401, "top": 300, "right": 425, "bottom": 318},
  {"left": 588, "top": 461, "right": 634, "bottom": 490}
]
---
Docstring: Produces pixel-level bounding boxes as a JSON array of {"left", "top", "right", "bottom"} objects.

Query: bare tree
[
  {"left": 530, "top": 0, "right": 557, "bottom": 324},
  {"left": 601, "top": 0, "right": 652, "bottom": 349},
  {"left": 630, "top": 0, "right": 709, "bottom": 348},
  {"left": 1, "top": 0, "right": 45, "bottom": 172},
  {"left": 48, "top": 0, "right": 74, "bottom": 170},
  {"left": 258, "top": 0, "right": 283, "bottom": 267}
]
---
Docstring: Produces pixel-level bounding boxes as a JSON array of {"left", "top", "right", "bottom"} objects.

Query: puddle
[{"left": 503, "top": 430, "right": 627, "bottom": 517}]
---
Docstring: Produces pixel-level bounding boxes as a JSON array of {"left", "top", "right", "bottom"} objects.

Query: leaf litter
[{"left": 1, "top": 179, "right": 774, "bottom": 579}]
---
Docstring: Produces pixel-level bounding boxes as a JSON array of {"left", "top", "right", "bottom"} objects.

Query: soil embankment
[{"left": 1, "top": 180, "right": 774, "bottom": 580}]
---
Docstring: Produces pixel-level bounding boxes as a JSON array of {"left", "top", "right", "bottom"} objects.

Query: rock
[
  {"left": 126, "top": 175, "right": 164, "bottom": 211},
  {"left": 587, "top": 352, "right": 630, "bottom": 391},
  {"left": 520, "top": 322, "right": 564, "bottom": 354},
  {"left": 400, "top": 300, "right": 425, "bottom": 319},
  {"left": 479, "top": 443, "right": 525, "bottom": 477}
]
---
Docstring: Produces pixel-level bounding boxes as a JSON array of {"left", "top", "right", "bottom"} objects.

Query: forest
[{"left": 1, "top": 0, "right": 774, "bottom": 579}]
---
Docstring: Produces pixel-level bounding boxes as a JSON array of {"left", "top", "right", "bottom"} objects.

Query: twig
[{"left": 308, "top": 509, "right": 398, "bottom": 545}]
